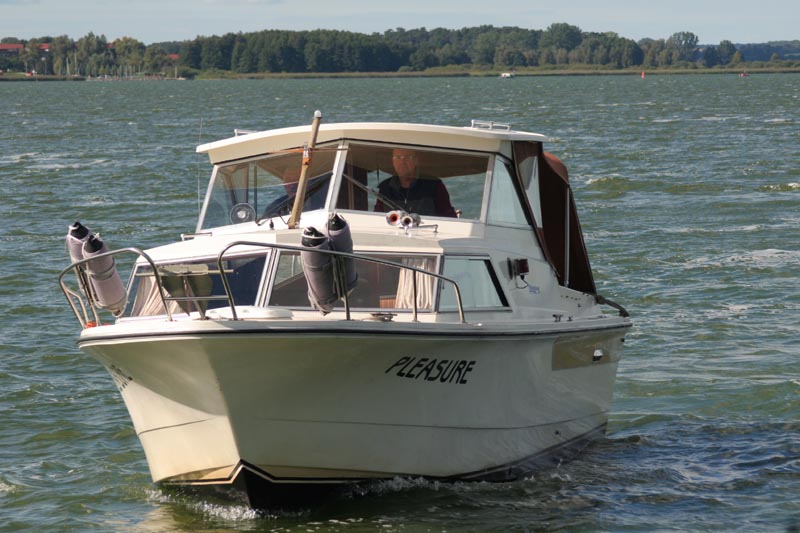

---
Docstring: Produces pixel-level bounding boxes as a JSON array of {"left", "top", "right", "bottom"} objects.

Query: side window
[
  {"left": 439, "top": 257, "right": 508, "bottom": 311},
  {"left": 522, "top": 156, "right": 542, "bottom": 228},
  {"left": 487, "top": 157, "right": 528, "bottom": 227}
]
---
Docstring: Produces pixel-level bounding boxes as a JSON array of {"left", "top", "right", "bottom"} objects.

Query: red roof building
[
  {"left": 0, "top": 43, "right": 51, "bottom": 54},
  {"left": 0, "top": 43, "right": 24, "bottom": 53}
]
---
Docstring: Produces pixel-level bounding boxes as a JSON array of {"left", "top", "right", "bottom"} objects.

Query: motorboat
[{"left": 59, "top": 113, "right": 631, "bottom": 509}]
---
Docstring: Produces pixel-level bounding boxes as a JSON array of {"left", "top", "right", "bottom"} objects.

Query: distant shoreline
[{"left": 2, "top": 65, "right": 799, "bottom": 82}]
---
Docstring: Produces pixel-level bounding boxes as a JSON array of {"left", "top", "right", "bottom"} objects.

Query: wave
[
  {"left": 759, "top": 182, "right": 800, "bottom": 192},
  {"left": 144, "top": 488, "right": 263, "bottom": 521},
  {"left": 687, "top": 248, "right": 800, "bottom": 270},
  {"left": 584, "top": 174, "right": 630, "bottom": 186},
  {"left": 0, "top": 152, "right": 39, "bottom": 164},
  {"left": 696, "top": 114, "right": 750, "bottom": 122}
]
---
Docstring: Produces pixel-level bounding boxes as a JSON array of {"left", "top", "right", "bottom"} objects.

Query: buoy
[
  {"left": 641, "top": 71, "right": 645, "bottom": 79},
  {"left": 83, "top": 234, "right": 128, "bottom": 317}
]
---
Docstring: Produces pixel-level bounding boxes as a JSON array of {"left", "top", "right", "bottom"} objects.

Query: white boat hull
[{"left": 81, "top": 319, "right": 626, "bottom": 504}]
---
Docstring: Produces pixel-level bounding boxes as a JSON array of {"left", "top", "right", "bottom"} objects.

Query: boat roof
[{"left": 197, "top": 121, "right": 550, "bottom": 165}]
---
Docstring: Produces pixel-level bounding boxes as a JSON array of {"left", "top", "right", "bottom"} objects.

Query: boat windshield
[
  {"left": 200, "top": 145, "right": 338, "bottom": 230},
  {"left": 335, "top": 143, "right": 490, "bottom": 220}
]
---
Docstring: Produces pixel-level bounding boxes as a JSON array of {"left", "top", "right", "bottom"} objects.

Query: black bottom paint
[{"left": 163, "top": 424, "right": 606, "bottom": 511}]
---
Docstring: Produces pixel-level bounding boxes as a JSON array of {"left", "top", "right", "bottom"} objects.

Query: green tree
[
  {"left": 540, "top": 23, "right": 582, "bottom": 51},
  {"left": 143, "top": 44, "right": 171, "bottom": 74},
  {"left": 200, "top": 36, "right": 224, "bottom": 70},
  {"left": 179, "top": 39, "right": 201, "bottom": 69},
  {"left": 50, "top": 35, "right": 73, "bottom": 75},
  {"left": 470, "top": 32, "right": 498, "bottom": 65},
  {"left": 20, "top": 38, "right": 40, "bottom": 73},
  {"left": 409, "top": 46, "right": 438, "bottom": 70},
  {"left": 703, "top": 46, "right": 720, "bottom": 67},
  {"left": 667, "top": 31, "right": 699, "bottom": 61},
  {"left": 75, "top": 32, "right": 109, "bottom": 76},
  {"left": 717, "top": 40, "right": 737, "bottom": 64},
  {"left": 114, "top": 36, "right": 145, "bottom": 76}
]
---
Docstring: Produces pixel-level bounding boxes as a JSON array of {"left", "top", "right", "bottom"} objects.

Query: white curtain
[{"left": 395, "top": 257, "right": 436, "bottom": 310}]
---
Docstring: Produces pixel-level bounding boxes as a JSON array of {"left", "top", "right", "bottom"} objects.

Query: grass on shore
[{"left": 3, "top": 64, "right": 800, "bottom": 82}]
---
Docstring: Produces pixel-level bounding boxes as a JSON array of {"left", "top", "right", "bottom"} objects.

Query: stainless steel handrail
[
  {"left": 217, "top": 241, "right": 467, "bottom": 323},
  {"left": 58, "top": 242, "right": 468, "bottom": 328},
  {"left": 58, "top": 247, "right": 173, "bottom": 328}
]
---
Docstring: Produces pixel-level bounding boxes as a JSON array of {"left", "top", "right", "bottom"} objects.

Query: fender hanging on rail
[
  {"left": 83, "top": 234, "right": 128, "bottom": 317},
  {"left": 300, "top": 214, "right": 359, "bottom": 315}
]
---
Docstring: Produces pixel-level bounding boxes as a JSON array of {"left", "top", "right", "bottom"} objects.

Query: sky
[{"left": 1, "top": 0, "right": 797, "bottom": 45}]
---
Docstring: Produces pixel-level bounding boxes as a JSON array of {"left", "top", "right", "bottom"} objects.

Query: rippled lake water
[{"left": 1, "top": 74, "right": 798, "bottom": 531}]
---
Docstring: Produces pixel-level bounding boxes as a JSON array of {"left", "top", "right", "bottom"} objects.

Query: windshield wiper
[
  {"left": 341, "top": 172, "right": 406, "bottom": 213},
  {"left": 255, "top": 174, "right": 330, "bottom": 226}
]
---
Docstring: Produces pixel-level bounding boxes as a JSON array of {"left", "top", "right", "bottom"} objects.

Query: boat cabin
[{"left": 120, "top": 121, "right": 598, "bottom": 323}]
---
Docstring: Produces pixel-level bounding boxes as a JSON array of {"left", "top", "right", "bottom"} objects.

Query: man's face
[{"left": 392, "top": 149, "right": 417, "bottom": 180}]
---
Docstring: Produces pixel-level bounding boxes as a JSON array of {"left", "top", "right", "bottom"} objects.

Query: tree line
[
  {"left": 0, "top": 33, "right": 176, "bottom": 77},
  {"left": 2, "top": 25, "right": 799, "bottom": 77}
]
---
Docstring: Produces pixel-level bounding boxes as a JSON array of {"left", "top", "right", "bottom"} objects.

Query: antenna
[{"left": 196, "top": 117, "right": 204, "bottom": 218}]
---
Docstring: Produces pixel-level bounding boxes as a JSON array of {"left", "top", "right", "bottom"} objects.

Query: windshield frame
[
  {"left": 196, "top": 142, "right": 340, "bottom": 231},
  {"left": 330, "top": 140, "right": 494, "bottom": 221}
]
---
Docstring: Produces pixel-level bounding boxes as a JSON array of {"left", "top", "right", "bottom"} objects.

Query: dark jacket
[{"left": 373, "top": 176, "right": 457, "bottom": 217}]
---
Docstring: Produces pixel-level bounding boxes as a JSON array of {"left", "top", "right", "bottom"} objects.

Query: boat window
[
  {"left": 127, "top": 254, "right": 268, "bottom": 317},
  {"left": 520, "top": 151, "right": 542, "bottom": 228},
  {"left": 439, "top": 257, "right": 508, "bottom": 310},
  {"left": 269, "top": 251, "right": 438, "bottom": 311},
  {"left": 200, "top": 146, "right": 337, "bottom": 230},
  {"left": 335, "top": 143, "right": 490, "bottom": 220},
  {"left": 487, "top": 157, "right": 529, "bottom": 227}
]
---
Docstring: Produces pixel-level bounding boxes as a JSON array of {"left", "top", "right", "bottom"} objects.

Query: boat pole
[{"left": 288, "top": 110, "right": 323, "bottom": 229}]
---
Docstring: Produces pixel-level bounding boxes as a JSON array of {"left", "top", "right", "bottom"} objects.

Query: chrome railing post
[{"left": 216, "top": 253, "right": 239, "bottom": 321}]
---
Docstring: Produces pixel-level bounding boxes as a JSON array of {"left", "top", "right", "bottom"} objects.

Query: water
[{"left": 1, "top": 75, "right": 798, "bottom": 531}]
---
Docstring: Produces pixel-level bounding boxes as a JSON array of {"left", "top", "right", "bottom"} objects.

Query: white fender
[
  {"left": 66, "top": 221, "right": 91, "bottom": 264},
  {"left": 300, "top": 227, "right": 337, "bottom": 314},
  {"left": 83, "top": 235, "right": 128, "bottom": 317}
]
